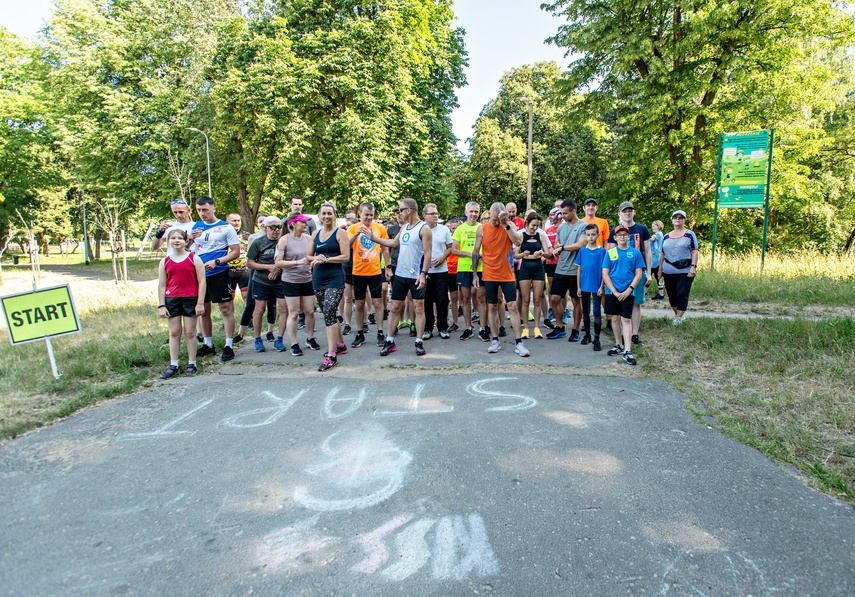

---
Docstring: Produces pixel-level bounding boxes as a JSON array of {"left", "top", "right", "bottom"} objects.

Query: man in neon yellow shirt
[{"left": 451, "top": 201, "right": 487, "bottom": 341}]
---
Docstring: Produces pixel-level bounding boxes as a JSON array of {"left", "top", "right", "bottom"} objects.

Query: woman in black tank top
[{"left": 513, "top": 212, "right": 552, "bottom": 339}]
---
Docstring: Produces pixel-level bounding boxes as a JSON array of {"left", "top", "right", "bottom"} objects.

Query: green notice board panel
[
  {"left": 1, "top": 285, "right": 81, "bottom": 345},
  {"left": 719, "top": 130, "right": 769, "bottom": 208}
]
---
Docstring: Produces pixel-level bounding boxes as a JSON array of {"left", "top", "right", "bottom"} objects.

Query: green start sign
[{"left": 1, "top": 285, "right": 82, "bottom": 345}]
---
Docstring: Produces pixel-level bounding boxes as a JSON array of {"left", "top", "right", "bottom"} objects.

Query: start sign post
[{"left": 1, "top": 284, "right": 81, "bottom": 379}]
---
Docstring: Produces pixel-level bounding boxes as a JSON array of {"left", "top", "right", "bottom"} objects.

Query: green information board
[
  {"left": 1, "top": 284, "right": 81, "bottom": 345},
  {"left": 718, "top": 130, "right": 769, "bottom": 208}
]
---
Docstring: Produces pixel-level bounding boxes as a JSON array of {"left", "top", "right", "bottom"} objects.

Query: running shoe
[
  {"left": 652, "top": 294, "right": 664, "bottom": 301},
  {"left": 368, "top": 313, "right": 376, "bottom": 325},
  {"left": 197, "top": 344, "right": 216, "bottom": 357},
  {"left": 478, "top": 328, "right": 491, "bottom": 342},
  {"left": 161, "top": 338, "right": 170, "bottom": 347},
  {"left": 352, "top": 332, "right": 365, "bottom": 348},
  {"left": 547, "top": 308, "right": 554, "bottom": 320},
  {"left": 672, "top": 317, "right": 683, "bottom": 326},
  {"left": 383, "top": 309, "right": 389, "bottom": 321},
  {"left": 255, "top": 338, "right": 266, "bottom": 352},
  {"left": 342, "top": 324, "right": 351, "bottom": 335},
  {"left": 290, "top": 344, "right": 304, "bottom": 356},
  {"left": 362, "top": 324, "right": 370, "bottom": 334},
  {"left": 220, "top": 346, "right": 235, "bottom": 362},
  {"left": 306, "top": 337, "right": 321, "bottom": 351},
  {"left": 422, "top": 331, "right": 433, "bottom": 340},
  {"left": 184, "top": 364, "right": 197, "bottom": 376},
  {"left": 318, "top": 352, "right": 338, "bottom": 371},
  {"left": 580, "top": 334, "right": 591, "bottom": 345},
  {"left": 543, "top": 318, "right": 555, "bottom": 330},
  {"left": 563, "top": 308, "right": 571, "bottom": 324},
  {"left": 197, "top": 332, "right": 204, "bottom": 343},
  {"left": 298, "top": 313, "right": 306, "bottom": 329},
  {"left": 274, "top": 337, "right": 287, "bottom": 352},
  {"left": 415, "top": 342, "right": 426, "bottom": 356},
  {"left": 568, "top": 330, "right": 581, "bottom": 342},
  {"left": 487, "top": 339, "right": 501, "bottom": 353},
  {"left": 515, "top": 342, "right": 530, "bottom": 357},
  {"left": 160, "top": 365, "right": 179, "bottom": 379},
  {"left": 233, "top": 334, "right": 244, "bottom": 344},
  {"left": 335, "top": 342, "right": 348, "bottom": 355},
  {"left": 448, "top": 323, "right": 459, "bottom": 333},
  {"left": 546, "top": 328, "right": 566, "bottom": 339},
  {"left": 593, "top": 339, "right": 602, "bottom": 351},
  {"left": 409, "top": 323, "right": 416, "bottom": 337},
  {"left": 607, "top": 344, "right": 623, "bottom": 356},
  {"left": 631, "top": 334, "right": 643, "bottom": 346},
  {"left": 266, "top": 332, "right": 275, "bottom": 342},
  {"left": 623, "top": 350, "right": 637, "bottom": 366},
  {"left": 498, "top": 326, "right": 507, "bottom": 338},
  {"left": 439, "top": 330, "right": 450, "bottom": 339},
  {"left": 377, "top": 332, "right": 385, "bottom": 346},
  {"left": 528, "top": 311, "right": 534, "bottom": 322},
  {"left": 521, "top": 328, "right": 529, "bottom": 339},
  {"left": 472, "top": 312, "right": 480, "bottom": 323},
  {"left": 533, "top": 327, "right": 543, "bottom": 339},
  {"left": 459, "top": 328, "right": 474, "bottom": 341},
  {"left": 380, "top": 340, "right": 397, "bottom": 356},
  {"left": 337, "top": 315, "right": 344, "bottom": 325},
  {"left": 397, "top": 319, "right": 412, "bottom": 330}
]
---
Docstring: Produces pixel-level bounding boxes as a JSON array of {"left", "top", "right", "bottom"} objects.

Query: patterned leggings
[{"left": 315, "top": 287, "right": 344, "bottom": 327}]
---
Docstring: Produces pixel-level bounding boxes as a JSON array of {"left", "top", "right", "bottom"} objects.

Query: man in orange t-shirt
[
  {"left": 347, "top": 202, "right": 390, "bottom": 348},
  {"left": 473, "top": 202, "right": 530, "bottom": 357},
  {"left": 581, "top": 198, "right": 610, "bottom": 247}
]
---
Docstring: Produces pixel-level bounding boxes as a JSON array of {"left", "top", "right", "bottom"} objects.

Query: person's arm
[
  {"left": 539, "top": 229, "right": 553, "bottom": 258},
  {"left": 688, "top": 232, "right": 699, "bottom": 278},
  {"left": 501, "top": 216, "right": 523, "bottom": 247},
  {"left": 194, "top": 256, "right": 206, "bottom": 315},
  {"left": 417, "top": 225, "right": 432, "bottom": 289},
  {"left": 434, "top": 242, "right": 452, "bottom": 268},
  {"left": 151, "top": 222, "right": 171, "bottom": 253},
  {"left": 451, "top": 238, "right": 469, "bottom": 258},
  {"left": 366, "top": 226, "right": 401, "bottom": 248},
  {"left": 643, "top": 237, "right": 652, "bottom": 284},
  {"left": 624, "top": 267, "right": 643, "bottom": 300},
  {"left": 576, "top": 262, "right": 583, "bottom": 298},
  {"left": 157, "top": 260, "right": 168, "bottom": 318},
  {"left": 471, "top": 225, "right": 483, "bottom": 273},
  {"left": 513, "top": 245, "right": 529, "bottom": 259},
  {"left": 602, "top": 266, "right": 617, "bottom": 296}
]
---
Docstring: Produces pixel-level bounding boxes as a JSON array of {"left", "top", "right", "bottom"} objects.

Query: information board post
[{"left": 760, "top": 129, "right": 775, "bottom": 272}]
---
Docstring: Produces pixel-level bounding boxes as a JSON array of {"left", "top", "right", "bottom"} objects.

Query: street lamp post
[
  {"left": 187, "top": 127, "right": 212, "bottom": 199},
  {"left": 518, "top": 97, "right": 533, "bottom": 213}
]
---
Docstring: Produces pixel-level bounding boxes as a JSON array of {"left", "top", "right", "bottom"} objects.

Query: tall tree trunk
[{"left": 232, "top": 133, "right": 253, "bottom": 231}]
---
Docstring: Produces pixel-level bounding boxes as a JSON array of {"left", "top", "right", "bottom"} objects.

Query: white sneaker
[
  {"left": 487, "top": 339, "right": 501, "bottom": 353},
  {"left": 672, "top": 317, "right": 683, "bottom": 326},
  {"left": 515, "top": 342, "right": 530, "bottom": 357}
]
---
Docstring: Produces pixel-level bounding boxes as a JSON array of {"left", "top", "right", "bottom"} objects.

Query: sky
[{"left": 0, "top": 0, "right": 571, "bottom": 153}]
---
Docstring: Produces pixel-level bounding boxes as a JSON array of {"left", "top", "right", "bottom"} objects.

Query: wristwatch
[
  {"left": 214, "top": 258, "right": 221, "bottom": 266},
  {"left": 504, "top": 224, "right": 511, "bottom": 230}
]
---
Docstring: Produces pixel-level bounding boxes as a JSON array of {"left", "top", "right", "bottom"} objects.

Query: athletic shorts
[
  {"left": 353, "top": 274, "right": 384, "bottom": 301},
  {"left": 456, "top": 271, "right": 483, "bottom": 288},
  {"left": 229, "top": 268, "right": 250, "bottom": 293},
  {"left": 633, "top": 272, "right": 647, "bottom": 305},
  {"left": 604, "top": 293, "right": 634, "bottom": 319},
  {"left": 549, "top": 273, "right": 577, "bottom": 298},
  {"left": 204, "top": 270, "right": 234, "bottom": 304},
  {"left": 517, "top": 260, "right": 545, "bottom": 282},
  {"left": 165, "top": 296, "right": 199, "bottom": 318},
  {"left": 252, "top": 281, "right": 285, "bottom": 301},
  {"left": 344, "top": 271, "right": 354, "bottom": 286},
  {"left": 484, "top": 280, "right": 516, "bottom": 304},
  {"left": 391, "top": 275, "right": 425, "bottom": 301},
  {"left": 283, "top": 280, "right": 314, "bottom": 297},
  {"left": 544, "top": 263, "right": 557, "bottom": 278}
]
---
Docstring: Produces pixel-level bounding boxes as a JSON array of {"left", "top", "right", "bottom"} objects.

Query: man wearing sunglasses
[
  {"left": 151, "top": 199, "right": 195, "bottom": 256},
  {"left": 246, "top": 216, "right": 288, "bottom": 352},
  {"left": 365, "top": 198, "right": 433, "bottom": 356}
]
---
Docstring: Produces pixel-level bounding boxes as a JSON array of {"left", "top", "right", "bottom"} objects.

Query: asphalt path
[{"left": 1, "top": 325, "right": 854, "bottom": 595}]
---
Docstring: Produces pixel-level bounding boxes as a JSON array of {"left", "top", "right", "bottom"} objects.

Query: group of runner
[{"left": 156, "top": 195, "right": 698, "bottom": 376}]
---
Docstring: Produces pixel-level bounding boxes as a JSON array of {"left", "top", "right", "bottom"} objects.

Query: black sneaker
[
  {"left": 161, "top": 338, "right": 170, "bottom": 346},
  {"left": 233, "top": 334, "right": 244, "bottom": 344},
  {"left": 184, "top": 364, "right": 197, "bottom": 376},
  {"left": 448, "top": 323, "right": 459, "bottom": 332},
  {"left": 380, "top": 340, "right": 397, "bottom": 356},
  {"left": 383, "top": 309, "right": 389, "bottom": 321},
  {"left": 196, "top": 332, "right": 204, "bottom": 343},
  {"left": 631, "top": 334, "right": 643, "bottom": 346},
  {"left": 352, "top": 332, "right": 366, "bottom": 348},
  {"left": 197, "top": 344, "right": 216, "bottom": 357},
  {"left": 498, "top": 326, "right": 507, "bottom": 338},
  {"left": 543, "top": 318, "right": 555, "bottom": 330},
  {"left": 368, "top": 313, "right": 377, "bottom": 325},
  {"left": 362, "top": 324, "right": 369, "bottom": 334},
  {"left": 459, "top": 328, "right": 474, "bottom": 341},
  {"left": 415, "top": 342, "right": 426, "bottom": 356},
  {"left": 160, "top": 365, "right": 180, "bottom": 379},
  {"left": 318, "top": 352, "right": 338, "bottom": 372},
  {"left": 266, "top": 332, "right": 275, "bottom": 342},
  {"left": 337, "top": 315, "right": 344, "bottom": 325},
  {"left": 342, "top": 324, "right": 351, "bottom": 335},
  {"left": 220, "top": 346, "right": 235, "bottom": 362},
  {"left": 472, "top": 312, "right": 480, "bottom": 323},
  {"left": 623, "top": 350, "right": 637, "bottom": 366},
  {"left": 297, "top": 313, "right": 306, "bottom": 329},
  {"left": 568, "top": 329, "right": 581, "bottom": 342},
  {"left": 377, "top": 332, "right": 385, "bottom": 347},
  {"left": 478, "top": 328, "right": 491, "bottom": 342},
  {"left": 593, "top": 339, "right": 602, "bottom": 351},
  {"left": 580, "top": 334, "right": 592, "bottom": 345},
  {"left": 306, "top": 337, "right": 321, "bottom": 351},
  {"left": 290, "top": 344, "right": 304, "bottom": 356},
  {"left": 546, "top": 327, "right": 566, "bottom": 340},
  {"left": 607, "top": 344, "right": 623, "bottom": 356}
]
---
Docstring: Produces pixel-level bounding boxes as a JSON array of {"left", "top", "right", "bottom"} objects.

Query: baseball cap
[
  {"left": 613, "top": 225, "right": 630, "bottom": 235},
  {"left": 285, "top": 211, "right": 311, "bottom": 225},
  {"left": 619, "top": 201, "right": 634, "bottom": 212},
  {"left": 671, "top": 210, "right": 687, "bottom": 218},
  {"left": 583, "top": 198, "right": 598, "bottom": 206}
]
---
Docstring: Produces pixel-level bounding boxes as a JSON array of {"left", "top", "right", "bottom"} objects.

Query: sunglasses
[
  {"left": 171, "top": 199, "right": 189, "bottom": 206},
  {"left": 267, "top": 224, "right": 282, "bottom": 230},
  {"left": 394, "top": 207, "right": 409, "bottom": 213}
]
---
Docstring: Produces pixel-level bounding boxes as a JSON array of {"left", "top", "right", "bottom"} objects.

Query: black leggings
[
  {"left": 240, "top": 275, "right": 276, "bottom": 327},
  {"left": 315, "top": 287, "right": 344, "bottom": 327},
  {"left": 663, "top": 273, "right": 694, "bottom": 312},
  {"left": 580, "top": 291, "right": 602, "bottom": 337}
]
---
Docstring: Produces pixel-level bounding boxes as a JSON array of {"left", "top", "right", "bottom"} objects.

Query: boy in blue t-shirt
[
  {"left": 575, "top": 224, "right": 606, "bottom": 351},
  {"left": 602, "top": 225, "right": 645, "bottom": 365}
]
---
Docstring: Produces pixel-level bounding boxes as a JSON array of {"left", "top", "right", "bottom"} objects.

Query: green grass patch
[{"left": 637, "top": 316, "right": 855, "bottom": 504}]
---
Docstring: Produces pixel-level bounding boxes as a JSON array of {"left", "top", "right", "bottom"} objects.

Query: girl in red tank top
[{"left": 157, "top": 229, "right": 207, "bottom": 378}]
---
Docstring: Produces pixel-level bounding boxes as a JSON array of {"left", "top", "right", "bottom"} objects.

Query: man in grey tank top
[{"left": 365, "top": 198, "right": 433, "bottom": 357}]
